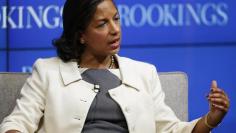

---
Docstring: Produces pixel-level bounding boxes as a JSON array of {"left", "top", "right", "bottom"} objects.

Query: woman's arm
[
  {"left": 192, "top": 116, "right": 211, "bottom": 133},
  {"left": 149, "top": 65, "right": 230, "bottom": 132},
  {"left": 192, "top": 80, "right": 230, "bottom": 133}
]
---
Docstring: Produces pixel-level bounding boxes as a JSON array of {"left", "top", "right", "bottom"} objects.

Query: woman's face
[{"left": 81, "top": 0, "right": 121, "bottom": 57}]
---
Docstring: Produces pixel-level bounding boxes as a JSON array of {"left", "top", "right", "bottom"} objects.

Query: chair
[
  {"left": 0, "top": 72, "right": 188, "bottom": 123},
  {"left": 159, "top": 72, "right": 188, "bottom": 121},
  {"left": 0, "top": 73, "right": 30, "bottom": 122}
]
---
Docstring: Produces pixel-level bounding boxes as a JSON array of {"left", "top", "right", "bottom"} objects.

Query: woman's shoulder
[
  {"left": 33, "top": 57, "right": 61, "bottom": 65},
  {"left": 32, "top": 57, "right": 62, "bottom": 72}
]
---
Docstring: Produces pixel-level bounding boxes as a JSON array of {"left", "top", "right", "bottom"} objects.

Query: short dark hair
[{"left": 53, "top": 0, "right": 104, "bottom": 62}]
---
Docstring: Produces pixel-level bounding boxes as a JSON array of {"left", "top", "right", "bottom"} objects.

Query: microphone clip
[{"left": 93, "top": 84, "right": 100, "bottom": 93}]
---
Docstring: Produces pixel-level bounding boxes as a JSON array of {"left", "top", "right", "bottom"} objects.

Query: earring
[{"left": 80, "top": 39, "right": 85, "bottom": 44}]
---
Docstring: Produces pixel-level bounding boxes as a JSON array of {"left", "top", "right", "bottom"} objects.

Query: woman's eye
[
  {"left": 97, "top": 21, "right": 106, "bottom": 28},
  {"left": 114, "top": 18, "right": 120, "bottom": 22},
  {"left": 114, "top": 15, "right": 120, "bottom": 21}
]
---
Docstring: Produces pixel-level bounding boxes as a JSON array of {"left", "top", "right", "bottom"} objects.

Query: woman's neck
[{"left": 79, "top": 54, "right": 114, "bottom": 69}]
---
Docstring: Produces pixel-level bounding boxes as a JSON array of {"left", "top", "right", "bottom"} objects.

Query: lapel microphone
[{"left": 93, "top": 84, "right": 100, "bottom": 93}]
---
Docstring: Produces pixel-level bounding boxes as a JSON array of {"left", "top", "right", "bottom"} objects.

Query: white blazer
[{"left": 0, "top": 55, "right": 199, "bottom": 133}]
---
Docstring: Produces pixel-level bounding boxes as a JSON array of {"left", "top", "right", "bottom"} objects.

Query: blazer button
[
  {"left": 74, "top": 117, "right": 81, "bottom": 121},
  {"left": 80, "top": 99, "right": 87, "bottom": 102},
  {"left": 131, "top": 126, "right": 135, "bottom": 132},
  {"left": 111, "top": 93, "right": 116, "bottom": 97},
  {"left": 125, "top": 107, "right": 130, "bottom": 113}
]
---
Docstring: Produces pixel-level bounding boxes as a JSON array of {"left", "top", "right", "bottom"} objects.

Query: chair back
[
  {"left": 159, "top": 72, "right": 188, "bottom": 121},
  {"left": 0, "top": 73, "right": 30, "bottom": 122}
]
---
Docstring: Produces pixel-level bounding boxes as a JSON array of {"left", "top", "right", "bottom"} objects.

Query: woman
[{"left": 0, "top": 0, "right": 230, "bottom": 133}]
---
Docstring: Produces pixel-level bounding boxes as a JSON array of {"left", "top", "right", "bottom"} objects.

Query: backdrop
[{"left": 0, "top": 0, "right": 235, "bottom": 132}]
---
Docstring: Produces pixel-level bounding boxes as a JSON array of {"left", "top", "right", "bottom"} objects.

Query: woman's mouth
[{"left": 109, "top": 38, "right": 120, "bottom": 50}]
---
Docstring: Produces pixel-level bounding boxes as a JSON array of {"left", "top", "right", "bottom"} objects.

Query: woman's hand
[
  {"left": 192, "top": 80, "right": 230, "bottom": 133},
  {"left": 206, "top": 80, "right": 230, "bottom": 127}
]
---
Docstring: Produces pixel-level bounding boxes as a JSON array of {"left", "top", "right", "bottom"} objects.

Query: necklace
[
  {"left": 108, "top": 55, "right": 115, "bottom": 69},
  {"left": 78, "top": 55, "right": 115, "bottom": 69}
]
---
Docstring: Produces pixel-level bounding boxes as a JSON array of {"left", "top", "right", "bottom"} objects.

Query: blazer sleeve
[
  {"left": 149, "top": 65, "right": 200, "bottom": 133},
  {"left": 0, "top": 59, "right": 47, "bottom": 133}
]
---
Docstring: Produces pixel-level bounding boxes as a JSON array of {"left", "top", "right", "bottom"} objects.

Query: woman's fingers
[
  {"left": 211, "top": 80, "right": 218, "bottom": 88},
  {"left": 211, "top": 103, "right": 228, "bottom": 112},
  {"left": 208, "top": 93, "right": 227, "bottom": 100},
  {"left": 211, "top": 87, "right": 227, "bottom": 96},
  {"left": 207, "top": 86, "right": 230, "bottom": 112},
  {"left": 208, "top": 97, "right": 229, "bottom": 109}
]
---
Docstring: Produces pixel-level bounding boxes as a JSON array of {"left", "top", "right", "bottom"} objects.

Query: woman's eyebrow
[
  {"left": 113, "top": 12, "right": 119, "bottom": 17},
  {"left": 95, "top": 11, "right": 119, "bottom": 22}
]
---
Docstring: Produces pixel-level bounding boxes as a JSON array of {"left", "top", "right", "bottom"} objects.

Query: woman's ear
[{"left": 75, "top": 31, "right": 85, "bottom": 44}]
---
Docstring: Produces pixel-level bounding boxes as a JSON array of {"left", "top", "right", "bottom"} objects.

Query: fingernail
[{"left": 212, "top": 80, "right": 217, "bottom": 88}]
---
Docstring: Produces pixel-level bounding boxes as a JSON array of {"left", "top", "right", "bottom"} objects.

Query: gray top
[{"left": 80, "top": 68, "right": 128, "bottom": 133}]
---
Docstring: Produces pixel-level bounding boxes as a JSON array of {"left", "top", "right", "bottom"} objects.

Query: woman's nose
[{"left": 110, "top": 21, "right": 120, "bottom": 35}]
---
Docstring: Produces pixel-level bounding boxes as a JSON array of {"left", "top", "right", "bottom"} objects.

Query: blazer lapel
[
  {"left": 59, "top": 60, "right": 82, "bottom": 86},
  {"left": 115, "top": 55, "right": 140, "bottom": 91},
  {"left": 58, "top": 55, "right": 141, "bottom": 91}
]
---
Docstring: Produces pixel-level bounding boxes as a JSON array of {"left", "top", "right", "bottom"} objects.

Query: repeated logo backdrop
[
  {"left": 0, "top": 0, "right": 236, "bottom": 132},
  {"left": 1, "top": 0, "right": 235, "bottom": 48},
  {"left": 0, "top": 0, "right": 6, "bottom": 49},
  {"left": 118, "top": 0, "right": 235, "bottom": 45}
]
